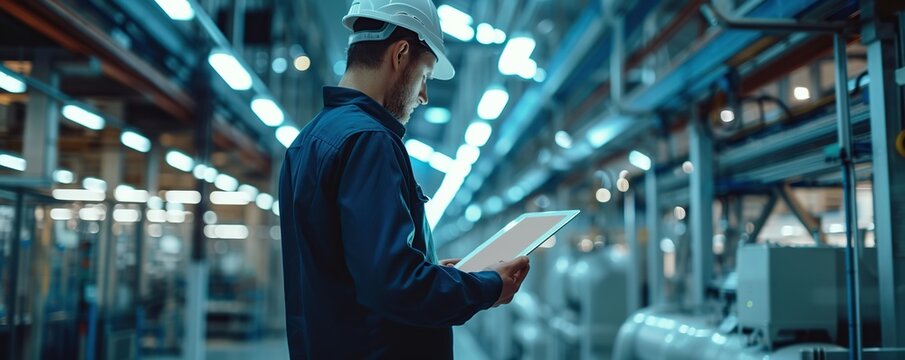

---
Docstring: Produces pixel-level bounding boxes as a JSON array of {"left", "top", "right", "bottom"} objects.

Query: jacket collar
[{"left": 323, "top": 86, "right": 406, "bottom": 138}]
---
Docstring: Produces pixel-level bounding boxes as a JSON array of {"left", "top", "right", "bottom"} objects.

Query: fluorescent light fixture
[
  {"left": 204, "top": 166, "right": 218, "bottom": 183},
  {"left": 404, "top": 139, "right": 434, "bottom": 162},
  {"left": 62, "top": 104, "right": 105, "bottom": 130},
  {"left": 165, "top": 190, "right": 201, "bottom": 204},
  {"left": 238, "top": 184, "right": 258, "bottom": 199},
  {"left": 448, "top": 160, "right": 472, "bottom": 178},
  {"left": 115, "top": 185, "right": 149, "bottom": 203},
  {"left": 629, "top": 150, "right": 652, "bottom": 171},
  {"left": 516, "top": 59, "right": 538, "bottom": 80},
  {"left": 484, "top": 196, "right": 504, "bottom": 214},
  {"left": 276, "top": 125, "right": 300, "bottom": 148},
  {"left": 251, "top": 97, "right": 285, "bottom": 127},
  {"left": 720, "top": 110, "right": 735, "bottom": 123},
  {"left": 53, "top": 169, "right": 75, "bottom": 184},
  {"left": 272, "top": 58, "right": 288, "bottom": 74},
  {"left": 203, "top": 211, "right": 217, "bottom": 224},
  {"left": 147, "top": 196, "right": 164, "bottom": 210},
  {"left": 193, "top": 164, "right": 207, "bottom": 180},
  {"left": 429, "top": 152, "right": 454, "bottom": 173},
  {"left": 464, "top": 122, "right": 492, "bottom": 147},
  {"left": 424, "top": 172, "right": 467, "bottom": 228},
  {"left": 456, "top": 144, "right": 480, "bottom": 164},
  {"left": 147, "top": 209, "right": 167, "bottom": 223},
  {"left": 82, "top": 177, "right": 107, "bottom": 192},
  {"left": 255, "top": 193, "right": 274, "bottom": 210},
  {"left": 214, "top": 174, "right": 239, "bottom": 191},
  {"left": 464, "top": 204, "right": 483, "bottom": 222},
  {"left": 437, "top": 5, "right": 474, "bottom": 41},
  {"left": 166, "top": 210, "right": 186, "bottom": 223},
  {"left": 596, "top": 188, "right": 612, "bottom": 203},
  {"left": 210, "top": 191, "right": 251, "bottom": 205},
  {"left": 0, "top": 154, "right": 26, "bottom": 171},
  {"left": 113, "top": 209, "right": 140, "bottom": 223},
  {"left": 204, "top": 224, "right": 249, "bottom": 240},
  {"left": 505, "top": 186, "right": 526, "bottom": 203},
  {"left": 477, "top": 88, "right": 509, "bottom": 120},
  {"left": 272, "top": 200, "right": 280, "bottom": 216},
  {"left": 121, "top": 131, "right": 151, "bottom": 153},
  {"left": 476, "top": 23, "right": 495, "bottom": 44},
  {"left": 493, "top": 29, "right": 507, "bottom": 44},
  {"left": 79, "top": 207, "right": 105, "bottom": 221},
  {"left": 534, "top": 68, "right": 547, "bottom": 83},
  {"left": 154, "top": 0, "right": 195, "bottom": 21},
  {"left": 499, "top": 37, "right": 536, "bottom": 75},
  {"left": 165, "top": 150, "right": 194, "bottom": 172},
  {"left": 208, "top": 50, "right": 253, "bottom": 91},
  {"left": 554, "top": 131, "right": 573, "bottom": 149},
  {"left": 0, "top": 69, "right": 26, "bottom": 93},
  {"left": 793, "top": 86, "right": 810, "bottom": 100},
  {"left": 50, "top": 208, "right": 72, "bottom": 221},
  {"left": 828, "top": 223, "right": 844, "bottom": 233},
  {"left": 424, "top": 107, "right": 451, "bottom": 124}
]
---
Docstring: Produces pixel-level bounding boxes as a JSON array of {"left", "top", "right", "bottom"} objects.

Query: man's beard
[{"left": 385, "top": 63, "right": 419, "bottom": 124}]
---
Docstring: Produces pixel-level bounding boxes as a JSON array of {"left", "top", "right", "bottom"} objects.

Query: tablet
[{"left": 454, "top": 210, "right": 580, "bottom": 272}]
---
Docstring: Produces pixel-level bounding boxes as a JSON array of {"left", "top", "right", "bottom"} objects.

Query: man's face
[{"left": 385, "top": 49, "right": 434, "bottom": 124}]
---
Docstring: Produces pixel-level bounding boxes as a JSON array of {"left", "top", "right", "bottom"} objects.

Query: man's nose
[{"left": 418, "top": 84, "right": 429, "bottom": 106}]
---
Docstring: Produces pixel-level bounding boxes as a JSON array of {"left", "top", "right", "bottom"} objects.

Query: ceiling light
[
  {"left": 437, "top": 5, "right": 474, "bottom": 41},
  {"left": 210, "top": 191, "right": 251, "bottom": 205},
  {"left": 272, "top": 201, "right": 280, "bottom": 216},
  {"left": 533, "top": 68, "right": 547, "bottom": 83},
  {"left": 0, "top": 69, "right": 26, "bottom": 93},
  {"left": 251, "top": 97, "right": 285, "bottom": 127},
  {"left": 464, "top": 204, "right": 482, "bottom": 222},
  {"left": 214, "top": 174, "right": 239, "bottom": 191},
  {"left": 204, "top": 224, "right": 249, "bottom": 240},
  {"left": 404, "top": 139, "right": 434, "bottom": 162},
  {"left": 50, "top": 208, "right": 72, "bottom": 221},
  {"left": 276, "top": 125, "right": 299, "bottom": 148},
  {"left": 208, "top": 50, "right": 253, "bottom": 91},
  {"left": 79, "top": 207, "right": 105, "bottom": 221},
  {"left": 121, "top": 130, "right": 151, "bottom": 153},
  {"left": 476, "top": 23, "right": 495, "bottom": 44},
  {"left": 674, "top": 206, "right": 686, "bottom": 220},
  {"left": 499, "top": 37, "right": 536, "bottom": 76},
  {"left": 793, "top": 86, "right": 810, "bottom": 100},
  {"left": 429, "top": 152, "right": 454, "bottom": 173},
  {"left": 193, "top": 164, "right": 207, "bottom": 180},
  {"left": 424, "top": 107, "right": 451, "bottom": 124},
  {"left": 464, "top": 121, "right": 492, "bottom": 147},
  {"left": 52, "top": 189, "right": 105, "bottom": 202},
  {"left": 629, "top": 150, "right": 652, "bottom": 171},
  {"left": 62, "top": 104, "right": 105, "bottom": 130},
  {"left": 0, "top": 154, "right": 26, "bottom": 171},
  {"left": 516, "top": 59, "right": 537, "bottom": 80},
  {"left": 477, "top": 87, "right": 509, "bottom": 120},
  {"left": 333, "top": 61, "right": 347, "bottom": 76},
  {"left": 493, "top": 29, "right": 507, "bottom": 44},
  {"left": 147, "top": 209, "right": 167, "bottom": 223},
  {"left": 154, "top": 0, "right": 195, "bottom": 21},
  {"left": 203, "top": 166, "right": 218, "bottom": 183},
  {"left": 596, "top": 188, "right": 611, "bottom": 203},
  {"left": 682, "top": 161, "right": 694, "bottom": 174},
  {"left": 165, "top": 190, "right": 201, "bottom": 204},
  {"left": 82, "top": 177, "right": 107, "bottom": 192},
  {"left": 293, "top": 55, "right": 311, "bottom": 71},
  {"left": 255, "top": 193, "right": 274, "bottom": 210},
  {"left": 165, "top": 150, "right": 194, "bottom": 172},
  {"left": 115, "top": 185, "right": 149, "bottom": 203},
  {"left": 616, "top": 178, "right": 630, "bottom": 192},
  {"left": 113, "top": 209, "right": 140, "bottom": 223},
  {"left": 238, "top": 184, "right": 258, "bottom": 199},
  {"left": 720, "top": 110, "right": 735, "bottom": 123},
  {"left": 554, "top": 131, "right": 573, "bottom": 149},
  {"left": 271, "top": 58, "right": 288, "bottom": 74},
  {"left": 53, "top": 169, "right": 75, "bottom": 184},
  {"left": 456, "top": 144, "right": 480, "bottom": 164}
]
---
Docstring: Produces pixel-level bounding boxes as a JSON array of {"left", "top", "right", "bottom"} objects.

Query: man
[{"left": 277, "top": 0, "right": 531, "bottom": 359}]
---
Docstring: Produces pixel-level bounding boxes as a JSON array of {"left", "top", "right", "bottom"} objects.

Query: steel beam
[
  {"left": 862, "top": 0, "right": 905, "bottom": 348},
  {"left": 689, "top": 114, "right": 715, "bottom": 306},
  {"left": 777, "top": 184, "right": 824, "bottom": 244}
]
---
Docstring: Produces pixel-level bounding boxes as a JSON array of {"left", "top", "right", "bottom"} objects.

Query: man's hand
[
  {"left": 487, "top": 256, "right": 530, "bottom": 307},
  {"left": 439, "top": 258, "right": 461, "bottom": 267}
]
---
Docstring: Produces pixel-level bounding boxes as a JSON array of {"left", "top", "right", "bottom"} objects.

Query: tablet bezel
[{"left": 454, "top": 210, "right": 580, "bottom": 271}]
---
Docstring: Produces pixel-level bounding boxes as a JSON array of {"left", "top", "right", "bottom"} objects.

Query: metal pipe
[
  {"left": 834, "top": 32, "right": 863, "bottom": 360},
  {"left": 702, "top": 2, "right": 847, "bottom": 34}
]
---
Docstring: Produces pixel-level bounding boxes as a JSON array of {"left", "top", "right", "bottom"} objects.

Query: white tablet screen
[{"left": 454, "top": 210, "right": 579, "bottom": 272}]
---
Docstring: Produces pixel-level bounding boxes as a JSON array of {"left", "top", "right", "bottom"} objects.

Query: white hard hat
[{"left": 343, "top": 0, "right": 455, "bottom": 80}]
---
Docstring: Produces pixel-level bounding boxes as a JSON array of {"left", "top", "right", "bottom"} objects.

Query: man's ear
[{"left": 389, "top": 40, "right": 411, "bottom": 72}]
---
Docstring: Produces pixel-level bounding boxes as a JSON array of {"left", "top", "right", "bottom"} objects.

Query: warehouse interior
[{"left": 0, "top": 0, "right": 903, "bottom": 359}]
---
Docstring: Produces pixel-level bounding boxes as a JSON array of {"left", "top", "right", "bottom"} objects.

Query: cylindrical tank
[
  {"left": 564, "top": 247, "right": 629, "bottom": 360},
  {"left": 612, "top": 307, "right": 844, "bottom": 360}
]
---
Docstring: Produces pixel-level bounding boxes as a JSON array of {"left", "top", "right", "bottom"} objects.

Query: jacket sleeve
[{"left": 337, "top": 131, "right": 502, "bottom": 327}]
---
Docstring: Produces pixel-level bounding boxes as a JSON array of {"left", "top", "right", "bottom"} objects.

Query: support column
[
  {"left": 689, "top": 115, "right": 714, "bottom": 307},
  {"left": 862, "top": 0, "right": 905, "bottom": 348},
  {"left": 22, "top": 50, "right": 59, "bottom": 184},
  {"left": 624, "top": 190, "right": 640, "bottom": 312},
  {"left": 645, "top": 168, "right": 662, "bottom": 306}
]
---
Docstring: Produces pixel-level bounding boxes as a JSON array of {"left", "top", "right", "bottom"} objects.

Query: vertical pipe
[
  {"left": 833, "top": 32, "right": 862, "bottom": 360},
  {"left": 645, "top": 168, "right": 662, "bottom": 305},
  {"left": 611, "top": 16, "right": 625, "bottom": 104},
  {"left": 624, "top": 191, "right": 640, "bottom": 312},
  {"left": 689, "top": 108, "right": 714, "bottom": 307},
  {"left": 6, "top": 190, "right": 23, "bottom": 360}
]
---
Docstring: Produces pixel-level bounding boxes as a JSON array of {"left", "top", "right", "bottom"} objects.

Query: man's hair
[{"left": 346, "top": 18, "right": 433, "bottom": 70}]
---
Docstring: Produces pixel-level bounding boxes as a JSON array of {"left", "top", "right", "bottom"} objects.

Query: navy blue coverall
[{"left": 278, "top": 87, "right": 503, "bottom": 359}]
